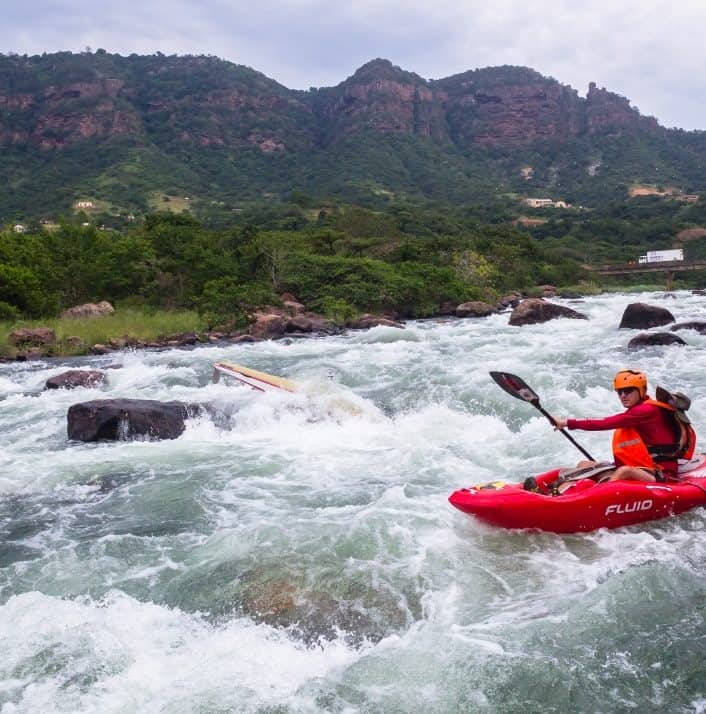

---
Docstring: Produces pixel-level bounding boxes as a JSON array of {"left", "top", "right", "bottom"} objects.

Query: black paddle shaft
[{"left": 489, "top": 371, "right": 595, "bottom": 461}]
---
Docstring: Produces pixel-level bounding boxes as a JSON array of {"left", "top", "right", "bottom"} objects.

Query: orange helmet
[{"left": 613, "top": 369, "right": 647, "bottom": 398}]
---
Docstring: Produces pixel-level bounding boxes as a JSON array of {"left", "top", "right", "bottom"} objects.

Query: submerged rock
[
  {"left": 45, "top": 370, "right": 106, "bottom": 390},
  {"left": 67, "top": 398, "right": 196, "bottom": 441},
  {"left": 671, "top": 321, "right": 706, "bottom": 334},
  {"left": 627, "top": 332, "right": 687, "bottom": 349},
  {"left": 619, "top": 302, "right": 675, "bottom": 329}
]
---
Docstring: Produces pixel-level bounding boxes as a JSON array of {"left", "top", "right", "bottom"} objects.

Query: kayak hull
[
  {"left": 213, "top": 361, "right": 296, "bottom": 393},
  {"left": 449, "top": 455, "right": 706, "bottom": 533}
]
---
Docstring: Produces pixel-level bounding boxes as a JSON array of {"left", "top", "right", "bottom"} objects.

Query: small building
[
  {"left": 75, "top": 200, "right": 94, "bottom": 209},
  {"left": 13, "top": 224, "right": 26, "bottom": 233},
  {"left": 524, "top": 198, "right": 555, "bottom": 208}
]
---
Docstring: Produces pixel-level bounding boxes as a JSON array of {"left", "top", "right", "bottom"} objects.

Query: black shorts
[{"left": 638, "top": 467, "right": 665, "bottom": 482}]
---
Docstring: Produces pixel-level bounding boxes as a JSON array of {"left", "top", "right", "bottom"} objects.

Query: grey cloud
[{"left": 3, "top": 0, "right": 705, "bottom": 129}]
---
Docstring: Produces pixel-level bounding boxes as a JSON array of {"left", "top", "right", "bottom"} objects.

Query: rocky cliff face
[
  {"left": 437, "top": 68, "right": 585, "bottom": 147},
  {"left": 0, "top": 78, "right": 141, "bottom": 147},
  {"left": 0, "top": 53, "right": 664, "bottom": 154},
  {"left": 314, "top": 59, "right": 448, "bottom": 142},
  {"left": 585, "top": 81, "right": 659, "bottom": 134}
]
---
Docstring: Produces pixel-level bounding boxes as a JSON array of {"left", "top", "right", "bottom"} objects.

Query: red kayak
[{"left": 449, "top": 454, "right": 706, "bottom": 533}]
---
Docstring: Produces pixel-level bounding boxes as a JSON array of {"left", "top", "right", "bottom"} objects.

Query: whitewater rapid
[{"left": 1, "top": 291, "right": 705, "bottom": 712}]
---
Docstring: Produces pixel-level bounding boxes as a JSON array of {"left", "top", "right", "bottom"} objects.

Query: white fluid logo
[{"left": 605, "top": 500, "right": 653, "bottom": 516}]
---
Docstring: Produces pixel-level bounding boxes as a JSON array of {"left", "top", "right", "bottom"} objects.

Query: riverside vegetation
[
  {"left": 3, "top": 197, "right": 706, "bottom": 358},
  {"left": 1, "top": 204, "right": 588, "bottom": 357}
]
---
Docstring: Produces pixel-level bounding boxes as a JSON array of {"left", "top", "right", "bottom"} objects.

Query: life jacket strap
[{"left": 648, "top": 443, "right": 681, "bottom": 461}]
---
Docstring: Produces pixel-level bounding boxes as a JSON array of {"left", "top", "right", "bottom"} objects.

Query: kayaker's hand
[{"left": 554, "top": 417, "right": 568, "bottom": 430}]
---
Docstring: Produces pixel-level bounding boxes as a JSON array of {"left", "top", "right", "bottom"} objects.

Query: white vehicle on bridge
[{"left": 637, "top": 248, "right": 684, "bottom": 264}]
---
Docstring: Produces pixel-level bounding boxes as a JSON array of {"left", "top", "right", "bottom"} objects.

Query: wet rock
[
  {"left": 67, "top": 398, "right": 196, "bottom": 441},
  {"left": 8, "top": 327, "right": 56, "bottom": 346},
  {"left": 498, "top": 292, "right": 523, "bottom": 309},
  {"left": 627, "top": 332, "right": 687, "bottom": 349},
  {"left": 455, "top": 301, "right": 496, "bottom": 318},
  {"left": 15, "top": 346, "right": 47, "bottom": 360},
  {"left": 348, "top": 314, "right": 405, "bottom": 329},
  {"left": 671, "top": 321, "right": 706, "bottom": 334},
  {"left": 160, "top": 331, "right": 201, "bottom": 346},
  {"left": 61, "top": 301, "right": 115, "bottom": 319},
  {"left": 231, "top": 334, "right": 263, "bottom": 343},
  {"left": 692, "top": 289, "right": 706, "bottom": 296},
  {"left": 619, "top": 302, "right": 675, "bottom": 329},
  {"left": 286, "top": 315, "right": 315, "bottom": 333},
  {"left": 45, "top": 370, "right": 106, "bottom": 390},
  {"left": 282, "top": 297, "right": 306, "bottom": 314},
  {"left": 249, "top": 314, "right": 287, "bottom": 339},
  {"left": 90, "top": 344, "right": 112, "bottom": 355},
  {"left": 509, "top": 298, "right": 588, "bottom": 326}
]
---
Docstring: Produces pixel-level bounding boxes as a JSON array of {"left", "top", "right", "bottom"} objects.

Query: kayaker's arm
[{"left": 568, "top": 405, "right": 655, "bottom": 431}]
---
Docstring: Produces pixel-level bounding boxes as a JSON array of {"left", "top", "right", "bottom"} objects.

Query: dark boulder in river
[
  {"left": 627, "top": 332, "right": 687, "bottom": 349},
  {"left": 619, "top": 302, "right": 675, "bottom": 329},
  {"left": 45, "top": 370, "right": 106, "bottom": 390},
  {"left": 67, "top": 399, "right": 196, "bottom": 441},
  {"left": 508, "top": 298, "right": 587, "bottom": 326}
]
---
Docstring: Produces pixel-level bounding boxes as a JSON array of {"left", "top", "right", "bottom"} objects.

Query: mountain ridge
[{"left": 0, "top": 51, "right": 704, "bottom": 221}]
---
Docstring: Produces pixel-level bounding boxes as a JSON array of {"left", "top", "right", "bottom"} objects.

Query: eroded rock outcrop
[{"left": 61, "top": 301, "right": 115, "bottom": 319}]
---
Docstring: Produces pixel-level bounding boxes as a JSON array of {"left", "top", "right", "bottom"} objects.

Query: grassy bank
[{"left": 0, "top": 309, "right": 208, "bottom": 358}]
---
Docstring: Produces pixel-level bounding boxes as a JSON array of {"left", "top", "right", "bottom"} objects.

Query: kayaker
[{"left": 552, "top": 369, "right": 695, "bottom": 489}]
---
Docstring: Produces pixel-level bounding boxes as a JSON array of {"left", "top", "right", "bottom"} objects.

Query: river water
[{"left": 1, "top": 291, "right": 705, "bottom": 713}]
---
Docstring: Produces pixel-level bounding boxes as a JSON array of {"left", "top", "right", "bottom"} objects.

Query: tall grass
[{"left": 0, "top": 309, "right": 208, "bottom": 358}]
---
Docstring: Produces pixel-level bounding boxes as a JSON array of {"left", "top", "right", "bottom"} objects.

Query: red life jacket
[{"left": 612, "top": 398, "right": 696, "bottom": 470}]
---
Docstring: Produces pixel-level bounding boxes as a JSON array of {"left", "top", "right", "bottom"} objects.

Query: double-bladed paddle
[{"left": 489, "top": 371, "right": 595, "bottom": 461}]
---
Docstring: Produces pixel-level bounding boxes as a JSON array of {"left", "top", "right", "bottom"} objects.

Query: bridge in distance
[{"left": 587, "top": 259, "right": 706, "bottom": 287}]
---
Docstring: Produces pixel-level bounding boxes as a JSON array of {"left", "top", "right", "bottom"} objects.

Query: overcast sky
[{"left": 5, "top": 1, "right": 705, "bottom": 130}]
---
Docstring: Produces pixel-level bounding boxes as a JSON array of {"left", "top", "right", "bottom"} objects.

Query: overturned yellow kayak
[{"left": 212, "top": 361, "right": 296, "bottom": 393}]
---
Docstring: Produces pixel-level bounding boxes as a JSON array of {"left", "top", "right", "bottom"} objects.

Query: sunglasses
[{"left": 616, "top": 387, "right": 637, "bottom": 396}]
